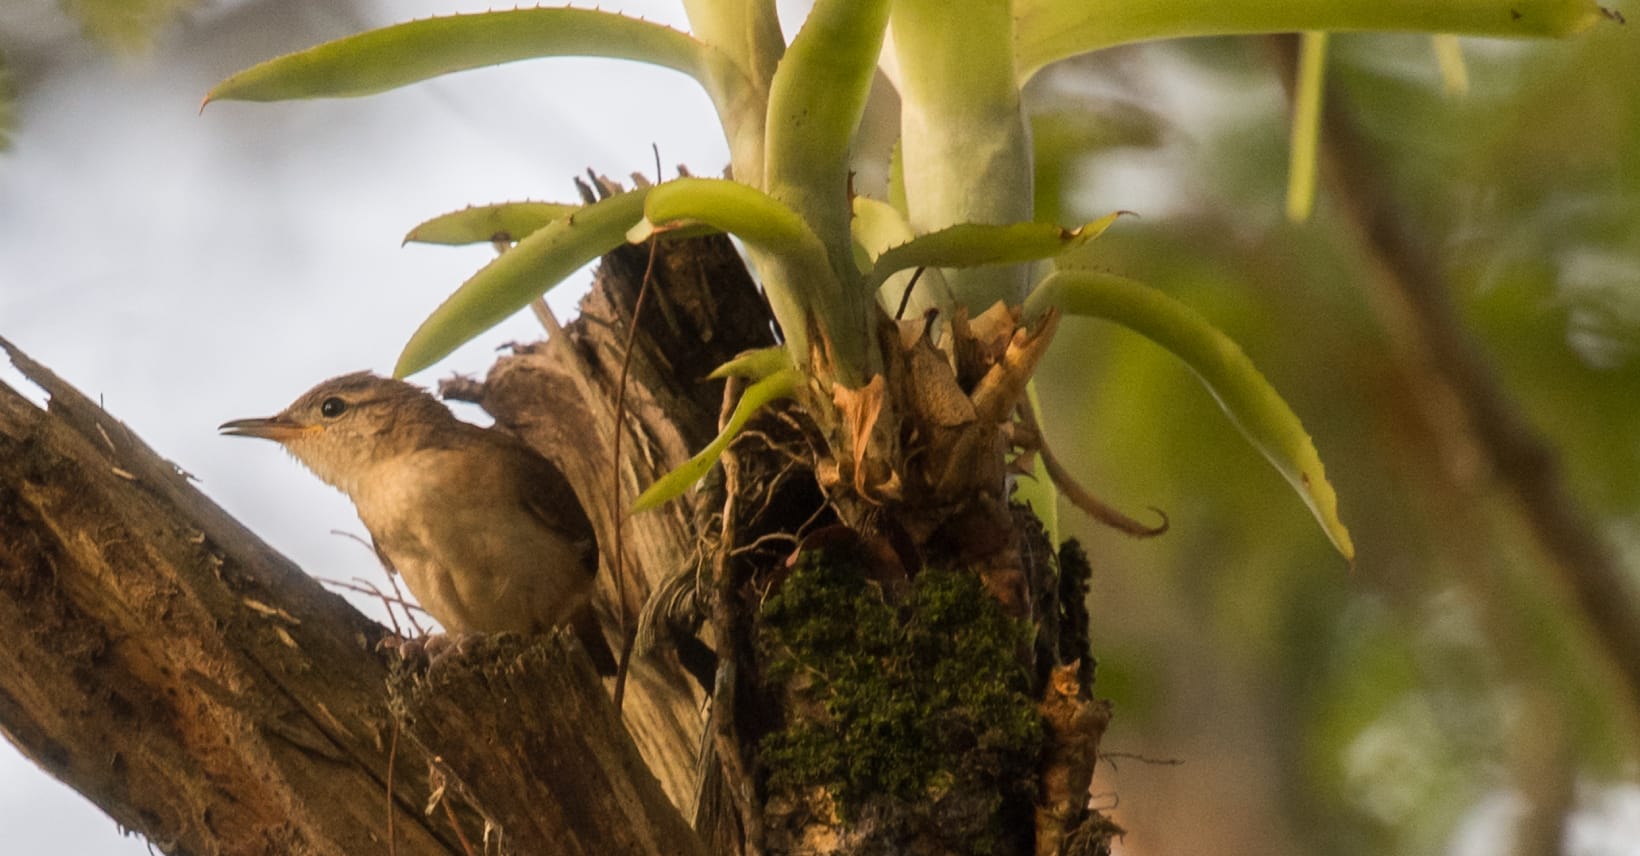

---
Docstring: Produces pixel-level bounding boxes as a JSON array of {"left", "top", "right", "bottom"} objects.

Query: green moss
[{"left": 758, "top": 551, "right": 1044, "bottom": 847}]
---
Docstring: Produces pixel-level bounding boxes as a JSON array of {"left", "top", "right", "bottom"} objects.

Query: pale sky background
[
  {"left": 0, "top": 0, "right": 728, "bottom": 851},
  {"left": 3, "top": 2, "right": 1639, "bottom": 854}
]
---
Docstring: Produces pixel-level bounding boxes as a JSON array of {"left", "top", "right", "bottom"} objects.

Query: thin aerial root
[{"left": 1041, "top": 442, "right": 1169, "bottom": 538}]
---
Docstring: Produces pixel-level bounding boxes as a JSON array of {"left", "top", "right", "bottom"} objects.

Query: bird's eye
[{"left": 319, "top": 397, "right": 348, "bottom": 418}]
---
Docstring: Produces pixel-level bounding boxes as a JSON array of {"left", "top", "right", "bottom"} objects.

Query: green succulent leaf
[
  {"left": 764, "top": 0, "right": 891, "bottom": 265},
  {"left": 708, "top": 346, "right": 796, "bottom": 381},
  {"left": 865, "top": 212, "right": 1126, "bottom": 291},
  {"left": 1028, "top": 270, "right": 1355, "bottom": 561},
  {"left": 404, "top": 202, "right": 582, "bottom": 246},
  {"left": 632, "top": 177, "right": 820, "bottom": 254},
  {"left": 852, "top": 196, "right": 951, "bottom": 317},
  {"left": 680, "top": 0, "right": 784, "bottom": 94},
  {"left": 1014, "top": 0, "right": 1607, "bottom": 83},
  {"left": 206, "top": 8, "right": 711, "bottom": 103},
  {"left": 851, "top": 196, "right": 916, "bottom": 264},
  {"left": 394, "top": 188, "right": 650, "bottom": 378},
  {"left": 891, "top": 0, "right": 1035, "bottom": 310},
  {"left": 633, "top": 368, "right": 803, "bottom": 512},
  {"left": 710, "top": 0, "right": 889, "bottom": 385},
  {"left": 632, "top": 177, "right": 862, "bottom": 382}
]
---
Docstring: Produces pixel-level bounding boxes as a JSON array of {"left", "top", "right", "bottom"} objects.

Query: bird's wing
[{"left": 504, "top": 438, "right": 600, "bottom": 577}]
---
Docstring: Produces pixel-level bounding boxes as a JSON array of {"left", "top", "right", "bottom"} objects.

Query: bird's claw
[{"left": 381, "top": 631, "right": 483, "bottom": 665}]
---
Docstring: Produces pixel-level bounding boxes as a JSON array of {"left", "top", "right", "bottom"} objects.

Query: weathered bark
[
  {"left": 391, "top": 636, "right": 708, "bottom": 856},
  {"left": 3, "top": 222, "right": 1116, "bottom": 854},
  {"left": 0, "top": 231, "right": 772, "bottom": 853},
  {"left": 0, "top": 342, "right": 466, "bottom": 854},
  {"left": 472, "top": 232, "right": 778, "bottom": 814}
]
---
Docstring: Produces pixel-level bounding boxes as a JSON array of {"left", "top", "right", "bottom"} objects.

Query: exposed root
[
  {"left": 1040, "top": 441, "right": 1168, "bottom": 538},
  {"left": 1016, "top": 404, "right": 1168, "bottom": 538}
]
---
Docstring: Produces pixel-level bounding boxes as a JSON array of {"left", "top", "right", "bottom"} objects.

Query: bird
[{"left": 220, "top": 371, "right": 617, "bottom": 674}]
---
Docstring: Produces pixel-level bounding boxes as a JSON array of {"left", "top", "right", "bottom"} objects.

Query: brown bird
[{"left": 221, "top": 371, "right": 616, "bottom": 673}]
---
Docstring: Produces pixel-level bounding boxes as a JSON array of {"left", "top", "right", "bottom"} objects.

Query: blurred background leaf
[
  {"left": 59, "top": 0, "right": 202, "bottom": 54},
  {"left": 0, "top": 0, "right": 202, "bottom": 153},
  {"left": 1, "top": 1, "right": 1635, "bottom": 853},
  {"left": 0, "top": 50, "right": 14, "bottom": 150},
  {"left": 1030, "top": 23, "right": 1639, "bottom": 856}
]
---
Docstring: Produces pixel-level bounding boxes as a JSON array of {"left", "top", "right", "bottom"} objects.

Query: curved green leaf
[
  {"left": 708, "top": 346, "right": 795, "bottom": 381},
  {"left": 852, "top": 196, "right": 952, "bottom": 316},
  {"left": 681, "top": 0, "right": 784, "bottom": 94},
  {"left": 866, "top": 212, "right": 1126, "bottom": 290},
  {"left": 1015, "top": 0, "right": 1606, "bottom": 83},
  {"left": 404, "top": 202, "right": 581, "bottom": 246},
  {"left": 631, "top": 177, "right": 858, "bottom": 382},
  {"left": 394, "top": 188, "right": 650, "bottom": 378},
  {"left": 633, "top": 177, "right": 821, "bottom": 253},
  {"left": 891, "top": 0, "right": 1034, "bottom": 310},
  {"left": 206, "top": 8, "right": 711, "bottom": 103},
  {"left": 851, "top": 196, "right": 915, "bottom": 265},
  {"left": 673, "top": 2, "right": 780, "bottom": 190},
  {"left": 764, "top": 0, "right": 890, "bottom": 265},
  {"left": 726, "top": 0, "right": 890, "bottom": 385},
  {"left": 1028, "top": 271, "right": 1355, "bottom": 561},
  {"left": 632, "top": 368, "right": 803, "bottom": 512}
]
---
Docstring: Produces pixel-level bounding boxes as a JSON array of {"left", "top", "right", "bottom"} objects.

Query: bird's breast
[{"left": 350, "top": 448, "right": 593, "bottom": 634}]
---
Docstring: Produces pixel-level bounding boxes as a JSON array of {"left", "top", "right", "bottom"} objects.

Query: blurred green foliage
[
  {"left": 0, "top": 0, "right": 198, "bottom": 151},
  {"left": 0, "top": 52, "right": 13, "bottom": 151},
  {"left": 1030, "top": 25, "right": 1638, "bottom": 856},
  {"left": 59, "top": 0, "right": 201, "bottom": 54}
]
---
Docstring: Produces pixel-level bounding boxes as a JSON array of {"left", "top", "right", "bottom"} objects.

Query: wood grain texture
[
  {"left": 0, "top": 231, "right": 767, "bottom": 854},
  {"left": 479, "top": 234, "right": 775, "bottom": 815},
  {"left": 391, "top": 636, "right": 708, "bottom": 856},
  {"left": 0, "top": 340, "right": 460, "bottom": 855}
]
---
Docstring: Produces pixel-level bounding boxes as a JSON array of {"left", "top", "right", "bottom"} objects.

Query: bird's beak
[{"left": 218, "top": 416, "right": 313, "bottom": 442}]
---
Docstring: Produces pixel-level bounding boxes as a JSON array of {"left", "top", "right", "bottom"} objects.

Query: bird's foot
[{"left": 380, "top": 631, "right": 484, "bottom": 665}]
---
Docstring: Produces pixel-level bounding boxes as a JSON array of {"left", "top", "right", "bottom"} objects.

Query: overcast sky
[{"left": 0, "top": 0, "right": 732, "bottom": 851}]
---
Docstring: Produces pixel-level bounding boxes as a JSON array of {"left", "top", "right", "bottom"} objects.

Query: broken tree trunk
[
  {"left": 2, "top": 223, "right": 1118, "bottom": 855},
  {"left": 0, "top": 231, "right": 772, "bottom": 854}
]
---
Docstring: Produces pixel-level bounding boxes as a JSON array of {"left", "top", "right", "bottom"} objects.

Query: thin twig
[
  {"left": 710, "top": 376, "right": 767, "bottom": 853},
  {"left": 611, "top": 145, "right": 664, "bottom": 712},
  {"left": 1100, "top": 751, "right": 1184, "bottom": 769},
  {"left": 894, "top": 266, "right": 928, "bottom": 321},
  {"left": 314, "top": 577, "right": 427, "bottom": 625},
  {"left": 730, "top": 429, "right": 812, "bottom": 466},
  {"left": 386, "top": 719, "right": 398, "bottom": 856},
  {"left": 441, "top": 797, "right": 478, "bottom": 856},
  {"left": 728, "top": 532, "right": 800, "bottom": 557},
  {"left": 318, "top": 529, "right": 431, "bottom": 636},
  {"left": 738, "top": 454, "right": 808, "bottom": 532},
  {"left": 531, "top": 297, "right": 565, "bottom": 338}
]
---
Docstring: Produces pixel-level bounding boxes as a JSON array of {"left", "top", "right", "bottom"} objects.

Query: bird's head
[{"left": 220, "top": 372, "right": 456, "bottom": 496}]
